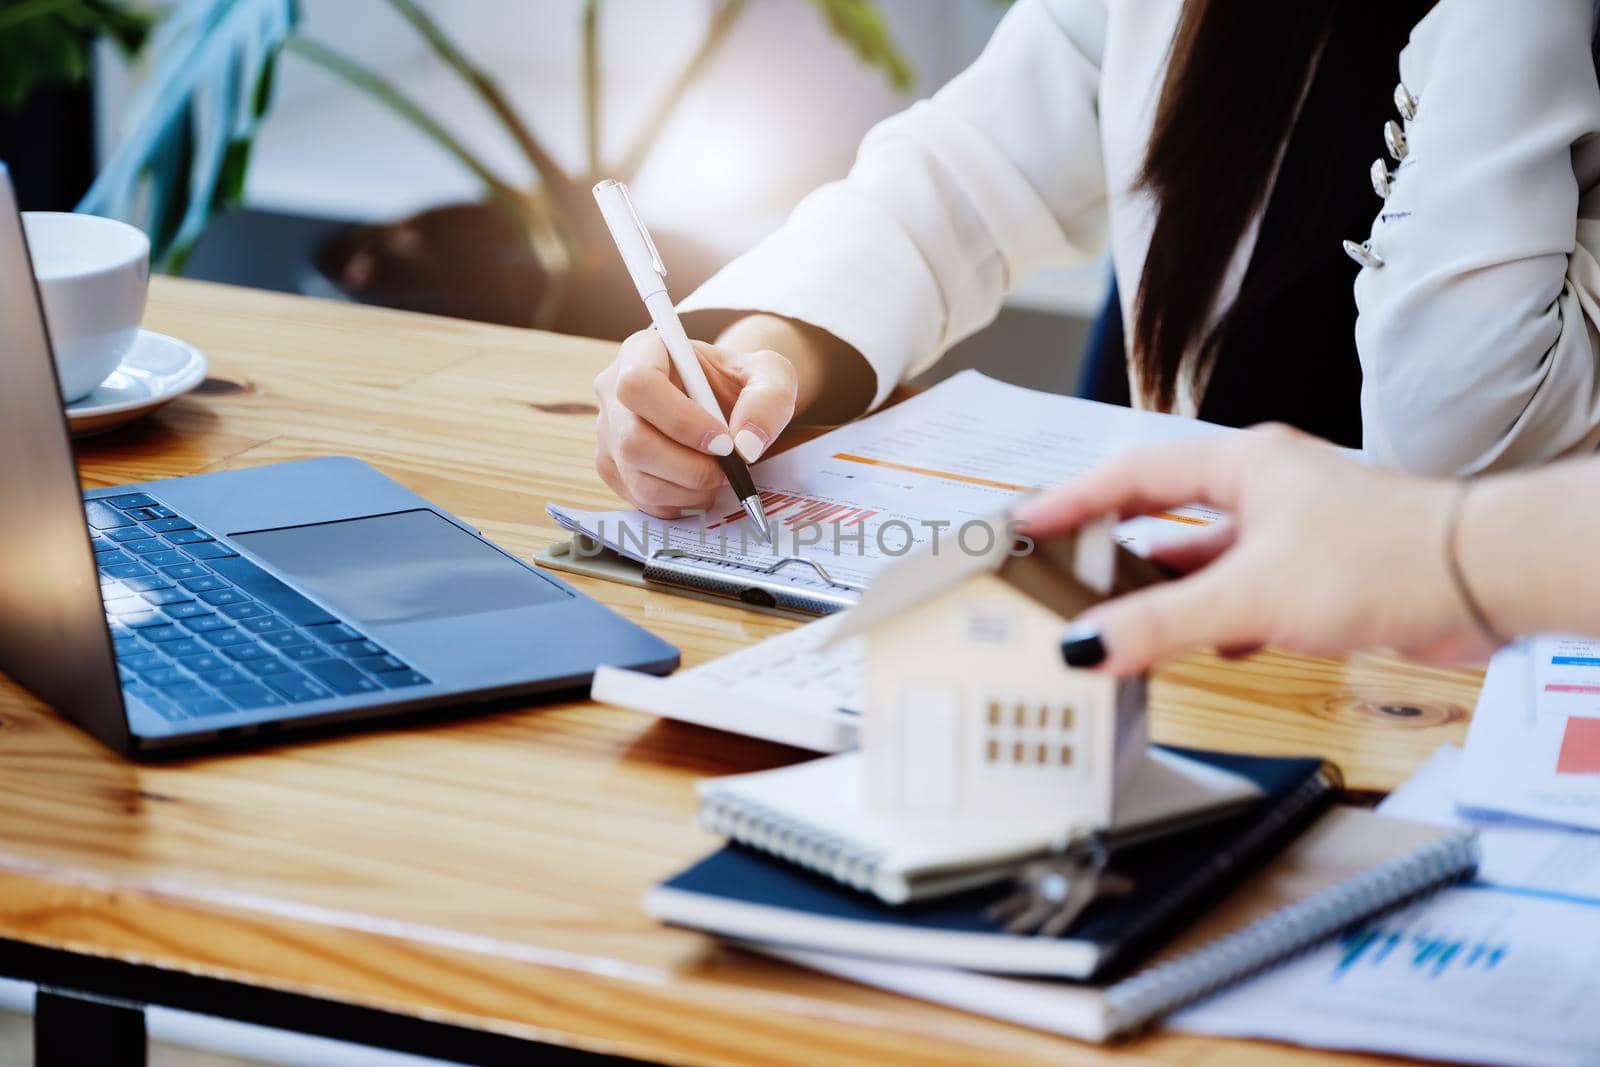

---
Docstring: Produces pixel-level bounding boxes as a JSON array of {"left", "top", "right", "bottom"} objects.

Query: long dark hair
[{"left": 1132, "top": 2, "right": 1419, "bottom": 413}]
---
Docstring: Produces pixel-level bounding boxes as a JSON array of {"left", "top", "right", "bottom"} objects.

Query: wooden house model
[{"left": 829, "top": 515, "right": 1166, "bottom": 833}]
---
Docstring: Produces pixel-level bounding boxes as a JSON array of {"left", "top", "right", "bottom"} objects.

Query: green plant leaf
[
  {"left": 79, "top": 0, "right": 298, "bottom": 271},
  {"left": 806, "top": 0, "right": 913, "bottom": 92},
  {"left": 0, "top": 0, "right": 152, "bottom": 110}
]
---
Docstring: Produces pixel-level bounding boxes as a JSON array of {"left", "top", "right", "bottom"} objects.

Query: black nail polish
[{"left": 1060, "top": 626, "right": 1107, "bottom": 668}]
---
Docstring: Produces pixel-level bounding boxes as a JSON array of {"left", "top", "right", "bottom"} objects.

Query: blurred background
[
  {"left": 7, "top": 0, "right": 1105, "bottom": 397},
  {"left": 0, "top": 3, "right": 1104, "bottom": 1062}
]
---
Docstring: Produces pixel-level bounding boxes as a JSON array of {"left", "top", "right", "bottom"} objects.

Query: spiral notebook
[
  {"left": 692, "top": 810, "right": 1479, "bottom": 1042},
  {"left": 687, "top": 746, "right": 1289, "bottom": 905}
]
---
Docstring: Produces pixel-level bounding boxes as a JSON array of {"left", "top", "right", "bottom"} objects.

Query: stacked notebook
[{"left": 648, "top": 747, "right": 1479, "bottom": 1041}]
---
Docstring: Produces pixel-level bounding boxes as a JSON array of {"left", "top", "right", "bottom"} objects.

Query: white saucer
[{"left": 66, "top": 330, "right": 209, "bottom": 437}]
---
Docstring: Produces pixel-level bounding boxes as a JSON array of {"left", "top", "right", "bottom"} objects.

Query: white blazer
[{"left": 679, "top": 0, "right": 1600, "bottom": 476}]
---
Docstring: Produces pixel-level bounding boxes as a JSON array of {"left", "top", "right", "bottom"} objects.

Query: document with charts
[
  {"left": 549, "top": 371, "right": 1231, "bottom": 604},
  {"left": 1177, "top": 745, "right": 1600, "bottom": 1067},
  {"left": 1456, "top": 638, "right": 1600, "bottom": 831}
]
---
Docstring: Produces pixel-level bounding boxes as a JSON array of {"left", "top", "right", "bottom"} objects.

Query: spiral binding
[
  {"left": 1101, "top": 830, "right": 1480, "bottom": 1037},
  {"left": 699, "top": 793, "right": 890, "bottom": 896}
]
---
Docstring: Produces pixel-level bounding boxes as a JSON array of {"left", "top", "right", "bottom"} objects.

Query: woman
[
  {"left": 592, "top": 0, "right": 1600, "bottom": 519},
  {"left": 1013, "top": 425, "right": 1600, "bottom": 672}
]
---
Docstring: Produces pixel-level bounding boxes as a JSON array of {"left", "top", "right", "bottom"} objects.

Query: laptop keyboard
[{"left": 87, "top": 492, "right": 431, "bottom": 721}]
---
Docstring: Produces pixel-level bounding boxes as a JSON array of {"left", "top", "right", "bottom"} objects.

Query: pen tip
[{"left": 743, "top": 497, "right": 774, "bottom": 545}]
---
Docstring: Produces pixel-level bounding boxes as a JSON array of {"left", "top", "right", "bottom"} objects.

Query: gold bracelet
[{"left": 1444, "top": 481, "right": 1507, "bottom": 647}]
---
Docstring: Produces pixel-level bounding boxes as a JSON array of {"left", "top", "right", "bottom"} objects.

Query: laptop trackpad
[{"left": 230, "top": 509, "right": 567, "bottom": 627}]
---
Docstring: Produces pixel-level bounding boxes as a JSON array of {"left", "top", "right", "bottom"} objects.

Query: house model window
[{"left": 827, "top": 514, "right": 1164, "bottom": 835}]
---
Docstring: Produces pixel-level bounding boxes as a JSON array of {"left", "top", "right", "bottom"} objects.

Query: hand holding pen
[{"left": 592, "top": 180, "right": 782, "bottom": 541}]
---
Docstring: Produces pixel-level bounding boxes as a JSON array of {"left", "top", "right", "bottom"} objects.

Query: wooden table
[{"left": 0, "top": 278, "right": 1483, "bottom": 1067}]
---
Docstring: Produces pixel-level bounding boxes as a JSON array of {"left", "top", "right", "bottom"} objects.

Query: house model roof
[{"left": 830, "top": 513, "right": 1169, "bottom": 642}]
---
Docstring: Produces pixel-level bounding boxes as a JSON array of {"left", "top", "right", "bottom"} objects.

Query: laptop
[{"left": 0, "top": 169, "right": 678, "bottom": 757}]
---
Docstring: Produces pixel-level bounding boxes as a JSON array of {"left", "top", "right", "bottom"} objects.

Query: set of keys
[{"left": 987, "top": 833, "right": 1137, "bottom": 938}]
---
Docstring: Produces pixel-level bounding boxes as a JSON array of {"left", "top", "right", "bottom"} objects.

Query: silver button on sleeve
[
  {"left": 1384, "top": 120, "right": 1408, "bottom": 161},
  {"left": 1370, "top": 158, "right": 1391, "bottom": 199},
  {"left": 1343, "top": 239, "right": 1384, "bottom": 268},
  {"left": 1393, "top": 82, "right": 1418, "bottom": 121}
]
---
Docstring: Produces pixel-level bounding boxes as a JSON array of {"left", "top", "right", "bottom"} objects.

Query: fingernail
[
  {"left": 734, "top": 428, "right": 767, "bottom": 463},
  {"left": 1060, "top": 622, "right": 1107, "bottom": 668},
  {"left": 704, "top": 432, "right": 734, "bottom": 456}
]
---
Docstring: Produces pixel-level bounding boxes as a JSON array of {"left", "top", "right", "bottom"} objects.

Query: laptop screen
[{"left": 0, "top": 169, "right": 128, "bottom": 747}]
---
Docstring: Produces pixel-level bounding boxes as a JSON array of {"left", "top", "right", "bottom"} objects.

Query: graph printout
[
  {"left": 550, "top": 371, "right": 1232, "bottom": 598},
  {"left": 1457, "top": 639, "right": 1600, "bottom": 831},
  {"left": 1177, "top": 746, "right": 1600, "bottom": 1066}
]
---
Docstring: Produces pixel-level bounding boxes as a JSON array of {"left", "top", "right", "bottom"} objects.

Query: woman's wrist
[
  {"left": 716, "top": 313, "right": 874, "bottom": 424},
  {"left": 1441, "top": 480, "right": 1509, "bottom": 646},
  {"left": 1451, "top": 473, "right": 1523, "bottom": 640}
]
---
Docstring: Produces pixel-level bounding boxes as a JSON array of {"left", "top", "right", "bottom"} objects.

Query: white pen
[{"left": 592, "top": 179, "right": 774, "bottom": 544}]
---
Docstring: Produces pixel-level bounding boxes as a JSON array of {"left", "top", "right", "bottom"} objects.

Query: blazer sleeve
[
  {"left": 1354, "top": 0, "right": 1600, "bottom": 475},
  {"left": 677, "top": 0, "right": 1110, "bottom": 410}
]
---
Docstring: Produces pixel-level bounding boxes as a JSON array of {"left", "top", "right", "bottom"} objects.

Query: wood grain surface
[{"left": 0, "top": 277, "right": 1483, "bottom": 1066}]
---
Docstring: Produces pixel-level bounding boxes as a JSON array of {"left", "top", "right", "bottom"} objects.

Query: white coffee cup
[{"left": 21, "top": 212, "right": 151, "bottom": 404}]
